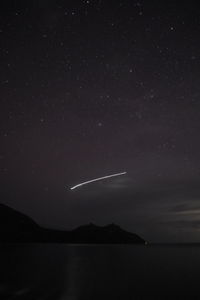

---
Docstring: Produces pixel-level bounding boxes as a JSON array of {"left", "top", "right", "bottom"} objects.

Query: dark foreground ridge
[{"left": 0, "top": 203, "right": 146, "bottom": 244}]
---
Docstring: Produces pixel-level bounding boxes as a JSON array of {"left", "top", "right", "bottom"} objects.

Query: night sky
[{"left": 1, "top": 0, "right": 200, "bottom": 242}]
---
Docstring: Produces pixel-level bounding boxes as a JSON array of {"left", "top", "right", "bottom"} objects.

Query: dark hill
[
  {"left": 0, "top": 203, "right": 40, "bottom": 242},
  {"left": 72, "top": 223, "right": 145, "bottom": 244},
  {"left": 0, "top": 204, "right": 146, "bottom": 244}
]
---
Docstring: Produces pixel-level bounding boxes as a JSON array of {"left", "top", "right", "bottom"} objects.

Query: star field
[{"left": 1, "top": 0, "right": 200, "bottom": 242}]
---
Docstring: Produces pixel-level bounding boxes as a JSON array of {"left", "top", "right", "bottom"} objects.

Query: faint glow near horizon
[{"left": 69, "top": 172, "right": 127, "bottom": 190}]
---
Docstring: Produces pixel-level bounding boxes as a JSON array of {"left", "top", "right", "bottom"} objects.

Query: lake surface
[{"left": 0, "top": 244, "right": 200, "bottom": 299}]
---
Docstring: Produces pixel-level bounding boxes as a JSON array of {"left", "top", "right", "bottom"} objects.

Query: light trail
[{"left": 70, "top": 171, "right": 127, "bottom": 190}]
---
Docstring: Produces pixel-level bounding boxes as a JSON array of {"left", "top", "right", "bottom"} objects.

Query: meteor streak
[{"left": 70, "top": 172, "right": 127, "bottom": 190}]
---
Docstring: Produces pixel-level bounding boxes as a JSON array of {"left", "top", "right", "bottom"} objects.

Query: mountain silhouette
[
  {"left": 71, "top": 223, "right": 145, "bottom": 244},
  {"left": 0, "top": 204, "right": 146, "bottom": 244},
  {"left": 0, "top": 203, "right": 40, "bottom": 241}
]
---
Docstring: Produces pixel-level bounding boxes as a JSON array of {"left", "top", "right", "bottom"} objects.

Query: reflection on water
[{"left": 0, "top": 244, "right": 200, "bottom": 299}]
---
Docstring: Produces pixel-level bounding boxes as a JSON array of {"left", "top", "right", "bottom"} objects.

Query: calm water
[{"left": 0, "top": 244, "right": 200, "bottom": 299}]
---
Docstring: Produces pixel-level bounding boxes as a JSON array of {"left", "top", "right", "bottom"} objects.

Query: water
[{"left": 0, "top": 244, "right": 200, "bottom": 299}]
